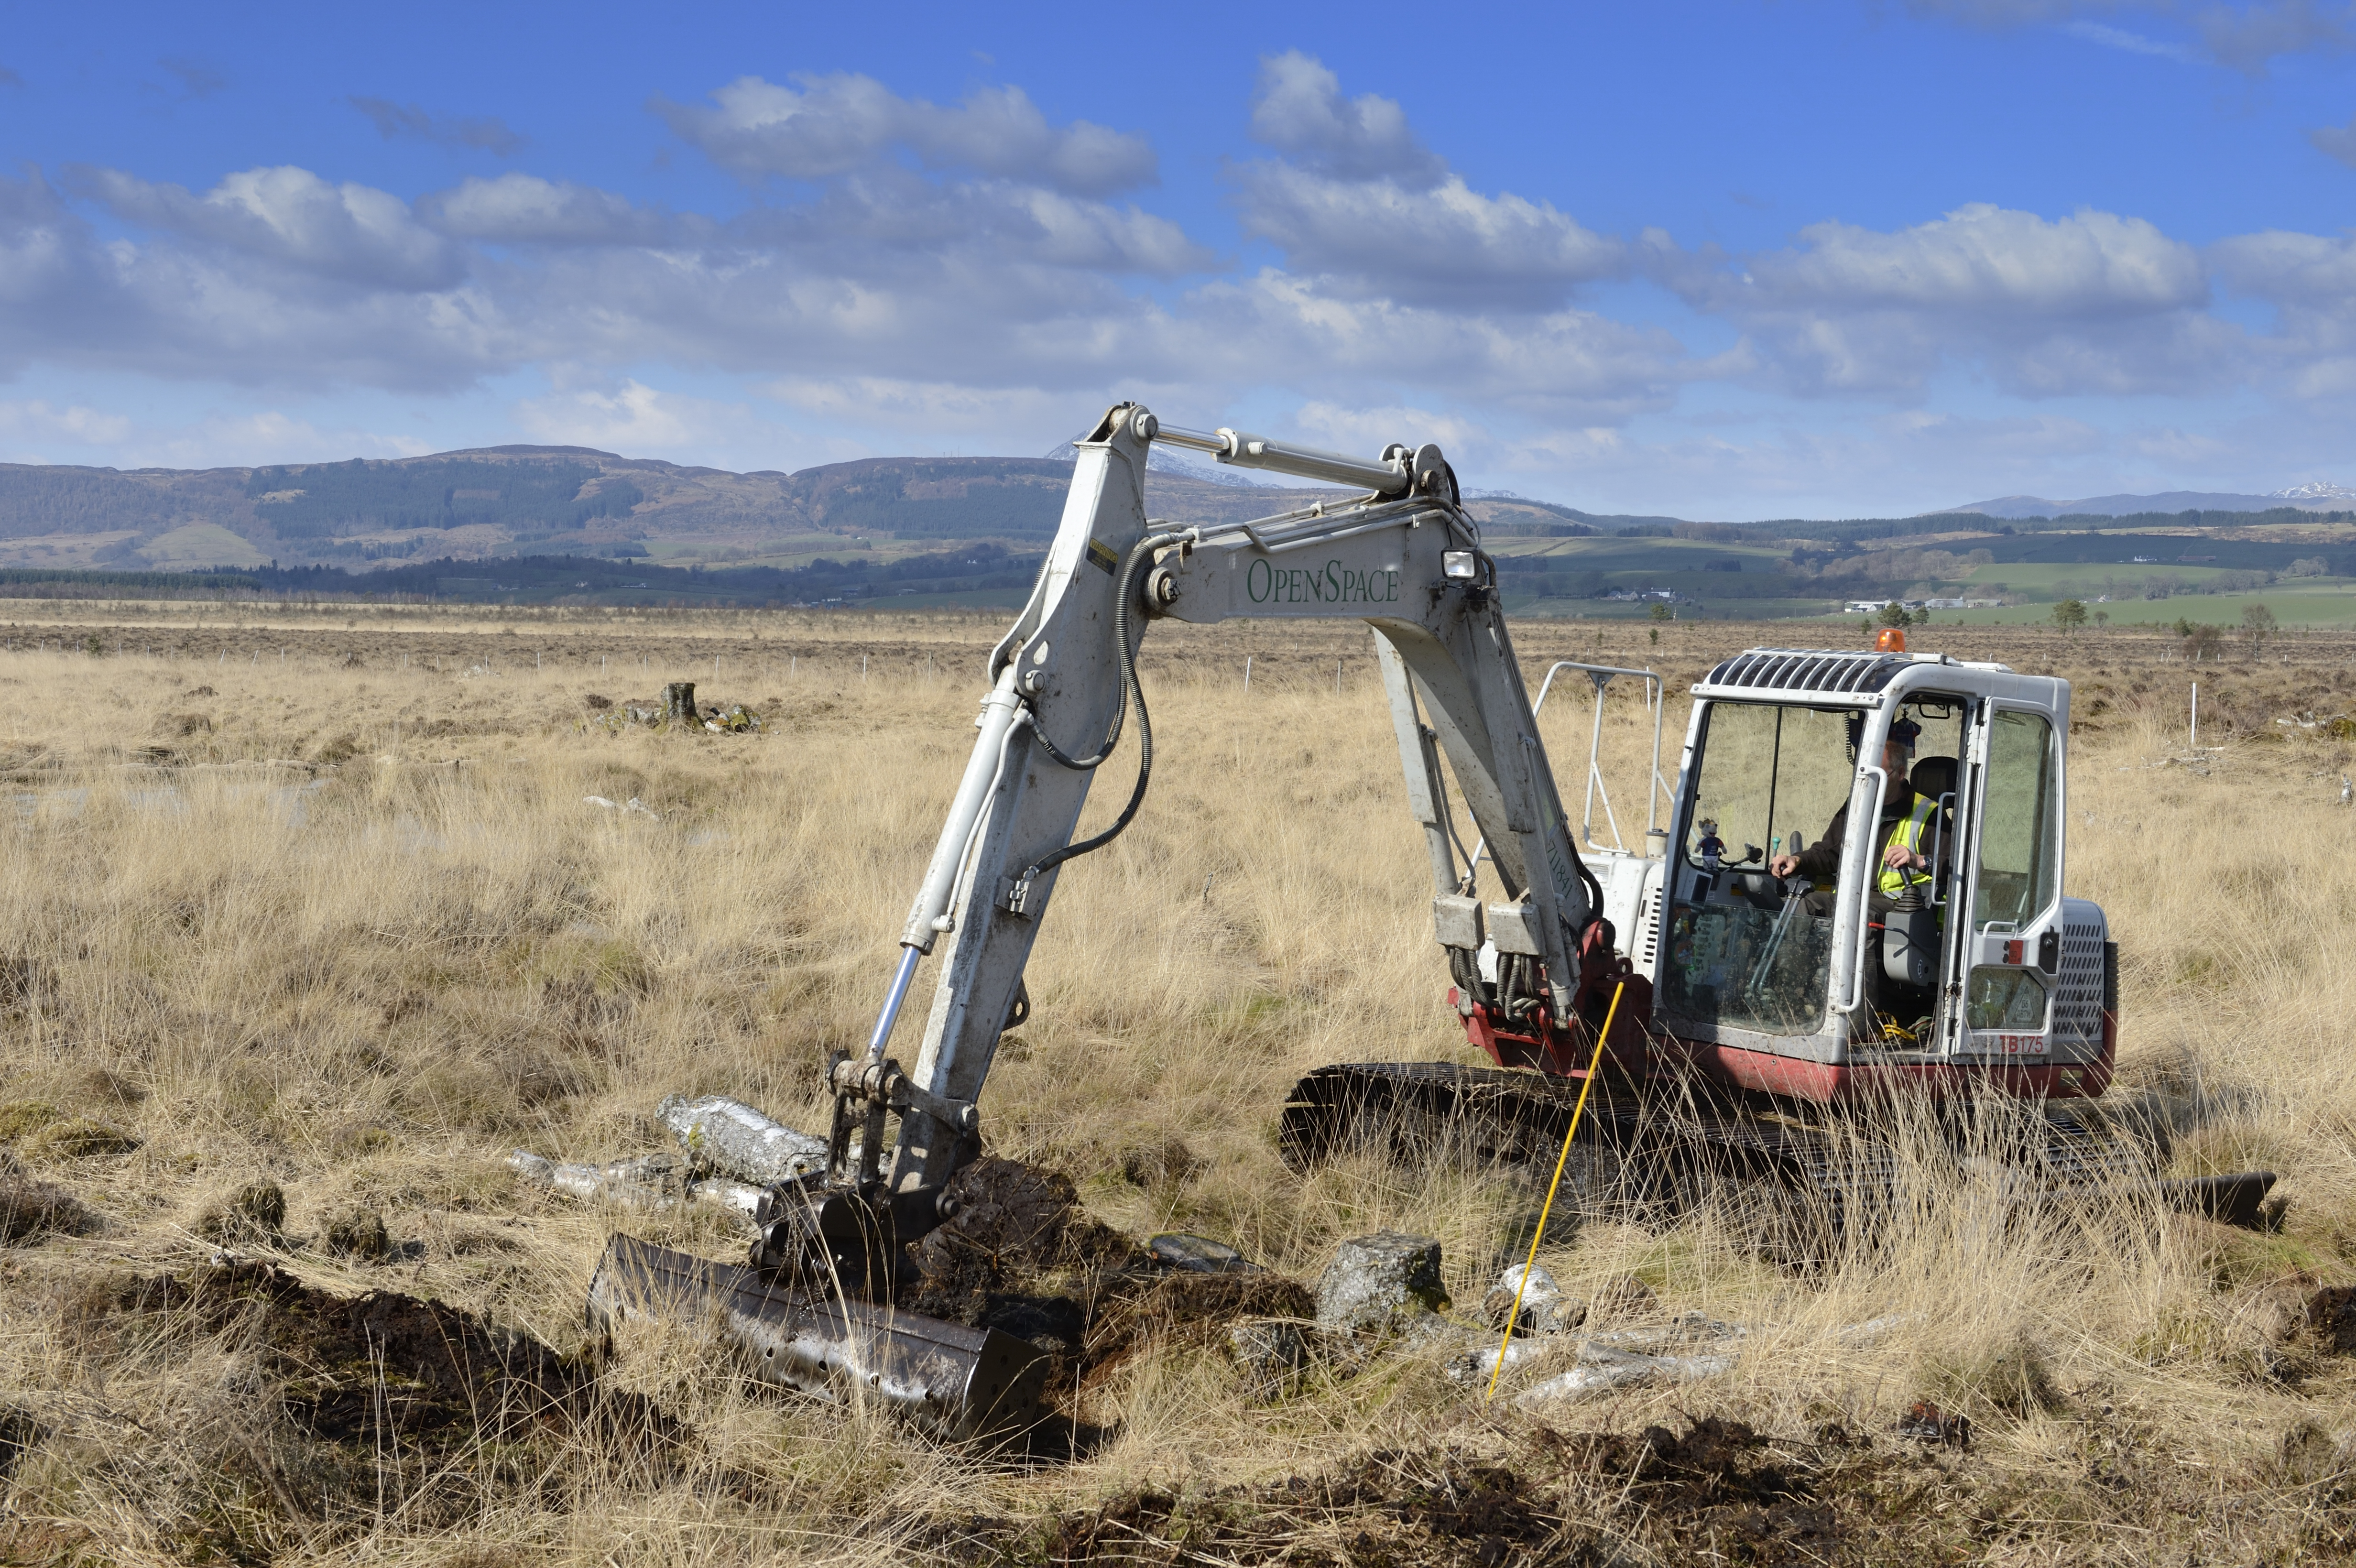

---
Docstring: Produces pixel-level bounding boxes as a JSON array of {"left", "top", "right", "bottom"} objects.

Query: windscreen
[{"left": 1662, "top": 702, "right": 1856, "bottom": 1036}]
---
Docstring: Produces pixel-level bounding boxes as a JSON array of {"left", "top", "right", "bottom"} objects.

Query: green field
[{"left": 1936, "top": 581, "right": 2356, "bottom": 627}]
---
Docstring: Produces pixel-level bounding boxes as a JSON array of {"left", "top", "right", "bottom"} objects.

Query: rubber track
[{"left": 1279, "top": 1061, "right": 2158, "bottom": 1242}]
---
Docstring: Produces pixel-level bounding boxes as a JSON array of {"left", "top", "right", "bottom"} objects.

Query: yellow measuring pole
[{"left": 1483, "top": 980, "right": 1625, "bottom": 1405}]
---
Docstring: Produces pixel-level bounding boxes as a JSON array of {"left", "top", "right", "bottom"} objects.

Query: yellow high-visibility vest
[{"left": 1877, "top": 793, "right": 1937, "bottom": 897}]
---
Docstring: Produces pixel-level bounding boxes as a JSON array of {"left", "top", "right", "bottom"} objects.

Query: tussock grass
[{"left": 1, "top": 611, "right": 2354, "bottom": 1560}]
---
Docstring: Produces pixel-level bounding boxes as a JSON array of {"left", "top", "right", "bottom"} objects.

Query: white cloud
[
  {"left": 756, "top": 375, "right": 1082, "bottom": 440},
  {"left": 1730, "top": 204, "right": 2204, "bottom": 317},
  {"left": 69, "top": 164, "right": 464, "bottom": 290},
  {"left": 2209, "top": 228, "right": 2356, "bottom": 393},
  {"left": 1230, "top": 53, "right": 1625, "bottom": 311},
  {"left": 513, "top": 376, "right": 703, "bottom": 450},
  {"left": 1233, "top": 164, "right": 1624, "bottom": 308},
  {"left": 0, "top": 398, "right": 132, "bottom": 449},
  {"left": 118, "top": 410, "right": 429, "bottom": 469},
  {"left": 1673, "top": 204, "right": 2223, "bottom": 395},
  {"left": 1288, "top": 399, "right": 1487, "bottom": 459},
  {"left": 423, "top": 174, "right": 669, "bottom": 246},
  {"left": 723, "top": 168, "right": 1209, "bottom": 275},
  {"left": 511, "top": 375, "right": 862, "bottom": 470},
  {"left": 654, "top": 74, "right": 1156, "bottom": 197},
  {"left": 1245, "top": 52, "right": 1447, "bottom": 187}
]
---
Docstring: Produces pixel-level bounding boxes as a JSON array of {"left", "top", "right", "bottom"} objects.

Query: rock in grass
[
  {"left": 1316, "top": 1231, "right": 1450, "bottom": 1334},
  {"left": 20, "top": 1118, "right": 137, "bottom": 1160},
  {"left": 1148, "top": 1233, "right": 1259, "bottom": 1274},
  {"left": 1482, "top": 1263, "right": 1586, "bottom": 1337},
  {"left": 322, "top": 1206, "right": 391, "bottom": 1261},
  {"left": 198, "top": 1182, "right": 286, "bottom": 1245}
]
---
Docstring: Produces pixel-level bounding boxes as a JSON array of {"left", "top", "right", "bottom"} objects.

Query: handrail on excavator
[{"left": 1529, "top": 660, "right": 1673, "bottom": 855}]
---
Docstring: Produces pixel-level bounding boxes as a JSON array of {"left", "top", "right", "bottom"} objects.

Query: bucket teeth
[{"left": 588, "top": 1234, "right": 1048, "bottom": 1443}]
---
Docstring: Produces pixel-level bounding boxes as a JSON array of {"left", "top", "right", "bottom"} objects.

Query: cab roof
[{"left": 1694, "top": 647, "right": 2015, "bottom": 705}]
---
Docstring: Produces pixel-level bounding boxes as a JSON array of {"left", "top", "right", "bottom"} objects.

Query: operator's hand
[
  {"left": 1883, "top": 844, "right": 1926, "bottom": 871},
  {"left": 1768, "top": 854, "right": 1799, "bottom": 879}
]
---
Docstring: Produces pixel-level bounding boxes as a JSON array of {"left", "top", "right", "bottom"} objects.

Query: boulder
[{"left": 1316, "top": 1230, "right": 1449, "bottom": 1334}]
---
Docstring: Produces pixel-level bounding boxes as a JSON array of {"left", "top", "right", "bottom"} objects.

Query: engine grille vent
[{"left": 2051, "top": 920, "right": 2107, "bottom": 1047}]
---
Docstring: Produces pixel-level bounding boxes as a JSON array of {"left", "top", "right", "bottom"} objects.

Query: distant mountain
[
  {"left": 0, "top": 446, "right": 1357, "bottom": 572},
  {"left": 1940, "top": 486, "right": 2354, "bottom": 520}
]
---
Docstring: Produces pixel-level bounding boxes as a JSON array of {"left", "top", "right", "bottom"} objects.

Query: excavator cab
[{"left": 1649, "top": 647, "right": 2103, "bottom": 1100}]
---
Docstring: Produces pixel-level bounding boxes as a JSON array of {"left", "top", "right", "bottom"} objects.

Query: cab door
[{"left": 1941, "top": 699, "right": 2067, "bottom": 1058}]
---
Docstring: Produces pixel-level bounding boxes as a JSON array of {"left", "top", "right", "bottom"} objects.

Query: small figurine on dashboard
[{"left": 1696, "top": 817, "right": 1725, "bottom": 872}]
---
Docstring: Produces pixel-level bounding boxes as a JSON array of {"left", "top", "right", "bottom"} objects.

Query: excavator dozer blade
[{"left": 588, "top": 1234, "right": 1049, "bottom": 1444}]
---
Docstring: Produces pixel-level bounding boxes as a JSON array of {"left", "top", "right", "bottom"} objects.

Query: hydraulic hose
[
  {"left": 1028, "top": 532, "right": 1176, "bottom": 770},
  {"left": 1020, "top": 530, "right": 1182, "bottom": 884}
]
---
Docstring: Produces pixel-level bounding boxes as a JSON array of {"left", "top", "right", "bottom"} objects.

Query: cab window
[{"left": 1973, "top": 710, "right": 2059, "bottom": 932}]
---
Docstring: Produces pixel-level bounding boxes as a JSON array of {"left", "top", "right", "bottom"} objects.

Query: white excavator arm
[{"left": 825, "top": 402, "right": 1604, "bottom": 1198}]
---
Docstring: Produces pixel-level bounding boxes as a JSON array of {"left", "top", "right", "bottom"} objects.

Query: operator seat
[{"left": 1909, "top": 755, "right": 1957, "bottom": 803}]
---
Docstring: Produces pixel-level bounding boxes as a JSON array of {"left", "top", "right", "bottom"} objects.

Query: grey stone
[
  {"left": 1482, "top": 1262, "right": 1587, "bottom": 1337},
  {"left": 656, "top": 1094, "right": 828, "bottom": 1186},
  {"left": 1316, "top": 1230, "right": 1449, "bottom": 1334},
  {"left": 1148, "top": 1232, "right": 1260, "bottom": 1274}
]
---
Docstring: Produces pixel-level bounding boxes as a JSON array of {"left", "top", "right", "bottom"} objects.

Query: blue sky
[{"left": 4, "top": 0, "right": 2356, "bottom": 518}]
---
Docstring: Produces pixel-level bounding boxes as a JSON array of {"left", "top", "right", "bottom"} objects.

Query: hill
[
  {"left": 1941, "top": 484, "right": 2356, "bottom": 519},
  {"left": 5, "top": 446, "right": 2356, "bottom": 621},
  {"left": 0, "top": 447, "right": 1363, "bottom": 576}
]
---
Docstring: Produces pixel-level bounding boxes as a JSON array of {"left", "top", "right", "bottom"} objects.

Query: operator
[{"left": 1766, "top": 715, "right": 1936, "bottom": 911}]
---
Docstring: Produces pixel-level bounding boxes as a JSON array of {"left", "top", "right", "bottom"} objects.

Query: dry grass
[{"left": 1, "top": 605, "right": 2354, "bottom": 1563}]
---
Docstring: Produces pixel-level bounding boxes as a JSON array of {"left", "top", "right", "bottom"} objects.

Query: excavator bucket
[{"left": 587, "top": 1234, "right": 1049, "bottom": 1443}]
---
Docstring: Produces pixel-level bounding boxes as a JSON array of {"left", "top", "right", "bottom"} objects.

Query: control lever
[{"left": 1744, "top": 877, "right": 1812, "bottom": 1000}]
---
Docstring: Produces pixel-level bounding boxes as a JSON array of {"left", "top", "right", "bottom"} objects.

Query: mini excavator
[{"left": 589, "top": 403, "right": 2274, "bottom": 1439}]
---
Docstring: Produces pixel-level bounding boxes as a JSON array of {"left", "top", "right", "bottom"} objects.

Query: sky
[{"left": 3, "top": 1, "right": 2356, "bottom": 519}]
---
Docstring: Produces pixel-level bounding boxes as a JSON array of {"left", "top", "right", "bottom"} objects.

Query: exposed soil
[
  {"left": 2304, "top": 1285, "right": 2356, "bottom": 1355},
  {"left": 905, "top": 1157, "right": 1314, "bottom": 1409},
  {"left": 912, "top": 1416, "right": 1972, "bottom": 1567}
]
